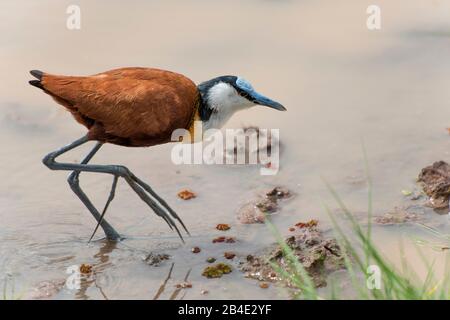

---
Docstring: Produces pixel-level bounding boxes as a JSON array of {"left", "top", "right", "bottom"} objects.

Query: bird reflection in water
[{"left": 75, "top": 240, "right": 117, "bottom": 300}]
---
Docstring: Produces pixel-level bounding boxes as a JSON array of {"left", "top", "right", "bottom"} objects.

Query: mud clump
[
  {"left": 237, "top": 187, "right": 292, "bottom": 224},
  {"left": 240, "top": 225, "right": 344, "bottom": 288},
  {"left": 177, "top": 189, "right": 196, "bottom": 200},
  {"left": 255, "top": 199, "right": 278, "bottom": 214},
  {"left": 191, "top": 247, "right": 201, "bottom": 254},
  {"left": 79, "top": 264, "right": 92, "bottom": 274},
  {"left": 224, "top": 252, "right": 236, "bottom": 259},
  {"left": 418, "top": 161, "right": 450, "bottom": 210},
  {"left": 143, "top": 253, "right": 170, "bottom": 266},
  {"left": 216, "top": 223, "right": 231, "bottom": 231},
  {"left": 265, "top": 187, "right": 291, "bottom": 201},
  {"left": 202, "top": 263, "right": 233, "bottom": 278},
  {"left": 259, "top": 282, "right": 270, "bottom": 289},
  {"left": 374, "top": 207, "right": 419, "bottom": 225},
  {"left": 295, "top": 219, "right": 318, "bottom": 229},
  {"left": 212, "top": 236, "right": 236, "bottom": 243}
]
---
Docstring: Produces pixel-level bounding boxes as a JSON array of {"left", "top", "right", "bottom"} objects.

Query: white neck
[{"left": 202, "top": 82, "right": 253, "bottom": 130}]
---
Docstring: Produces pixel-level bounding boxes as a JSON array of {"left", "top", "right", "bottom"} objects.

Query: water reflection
[
  {"left": 75, "top": 240, "right": 117, "bottom": 300},
  {"left": 153, "top": 263, "right": 192, "bottom": 300}
]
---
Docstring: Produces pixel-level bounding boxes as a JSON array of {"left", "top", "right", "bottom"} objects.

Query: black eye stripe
[{"left": 233, "top": 86, "right": 256, "bottom": 102}]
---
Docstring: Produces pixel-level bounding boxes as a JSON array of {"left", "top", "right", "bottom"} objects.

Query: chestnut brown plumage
[{"left": 36, "top": 67, "right": 199, "bottom": 147}]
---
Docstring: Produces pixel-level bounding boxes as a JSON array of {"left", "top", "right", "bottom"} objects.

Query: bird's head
[{"left": 198, "top": 76, "right": 286, "bottom": 129}]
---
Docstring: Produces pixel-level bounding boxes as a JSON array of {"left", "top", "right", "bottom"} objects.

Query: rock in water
[
  {"left": 237, "top": 187, "right": 292, "bottom": 224},
  {"left": 240, "top": 225, "right": 344, "bottom": 288},
  {"left": 418, "top": 161, "right": 450, "bottom": 210},
  {"left": 374, "top": 207, "right": 420, "bottom": 225}
]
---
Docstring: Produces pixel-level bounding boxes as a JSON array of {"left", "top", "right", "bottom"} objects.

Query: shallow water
[{"left": 0, "top": 0, "right": 449, "bottom": 299}]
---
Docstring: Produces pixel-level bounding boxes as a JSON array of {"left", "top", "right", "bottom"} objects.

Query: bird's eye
[{"left": 236, "top": 77, "right": 254, "bottom": 92}]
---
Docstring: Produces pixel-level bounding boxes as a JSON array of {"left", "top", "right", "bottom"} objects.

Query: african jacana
[{"left": 29, "top": 67, "right": 285, "bottom": 241}]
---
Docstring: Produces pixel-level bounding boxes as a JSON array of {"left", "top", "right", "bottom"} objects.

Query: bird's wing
[{"left": 40, "top": 68, "right": 199, "bottom": 140}]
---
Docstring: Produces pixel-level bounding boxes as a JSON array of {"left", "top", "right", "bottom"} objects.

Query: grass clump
[{"left": 267, "top": 147, "right": 450, "bottom": 300}]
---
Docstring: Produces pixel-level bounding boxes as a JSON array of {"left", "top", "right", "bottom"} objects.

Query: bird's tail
[{"left": 29, "top": 70, "right": 45, "bottom": 90}]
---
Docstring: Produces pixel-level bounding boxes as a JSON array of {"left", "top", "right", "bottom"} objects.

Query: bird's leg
[
  {"left": 43, "top": 135, "right": 188, "bottom": 242},
  {"left": 64, "top": 139, "right": 121, "bottom": 241},
  {"left": 88, "top": 175, "right": 119, "bottom": 242}
]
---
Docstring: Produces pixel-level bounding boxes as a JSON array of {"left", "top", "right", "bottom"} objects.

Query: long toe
[
  {"left": 124, "top": 177, "right": 185, "bottom": 243},
  {"left": 131, "top": 175, "right": 190, "bottom": 235}
]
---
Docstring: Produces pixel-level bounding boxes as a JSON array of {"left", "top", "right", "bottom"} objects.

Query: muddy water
[{"left": 1, "top": 0, "right": 449, "bottom": 299}]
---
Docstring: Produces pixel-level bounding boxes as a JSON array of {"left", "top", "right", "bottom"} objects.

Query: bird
[{"left": 29, "top": 67, "right": 286, "bottom": 242}]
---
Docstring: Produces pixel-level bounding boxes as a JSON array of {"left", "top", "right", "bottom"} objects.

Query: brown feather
[{"left": 39, "top": 67, "right": 200, "bottom": 147}]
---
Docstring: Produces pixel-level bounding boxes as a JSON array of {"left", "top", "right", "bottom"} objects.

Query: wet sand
[{"left": 0, "top": 0, "right": 449, "bottom": 299}]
